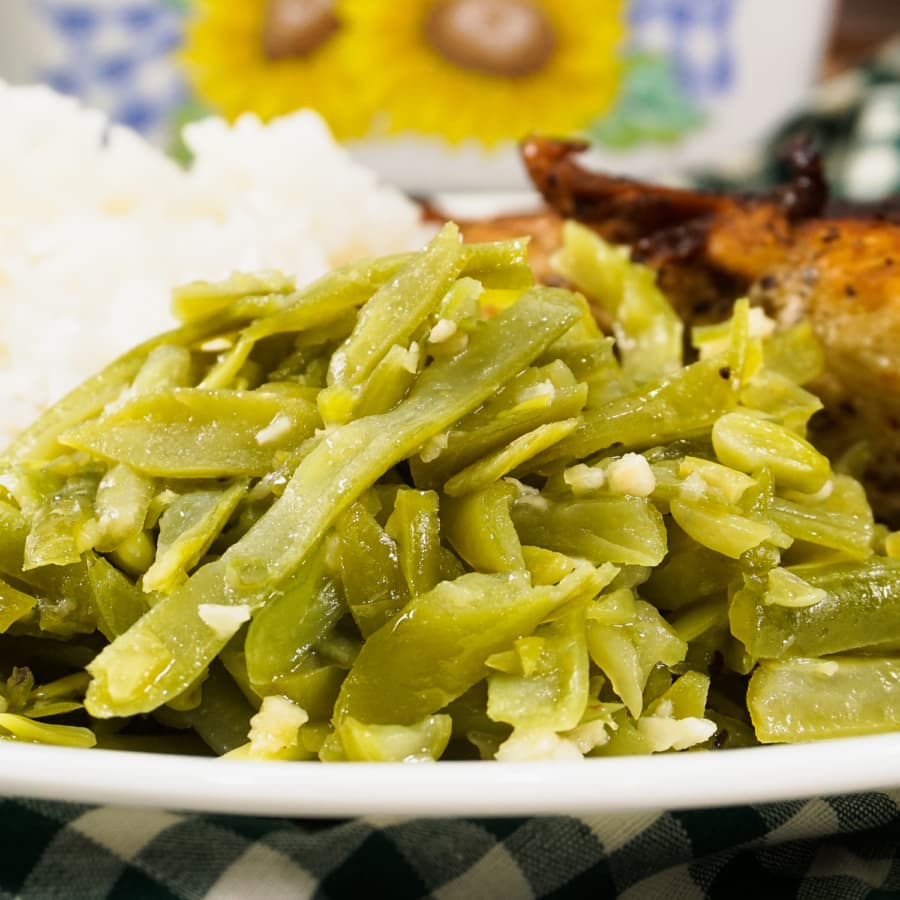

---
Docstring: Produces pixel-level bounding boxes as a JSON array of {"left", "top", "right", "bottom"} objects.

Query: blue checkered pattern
[
  {"left": 629, "top": 0, "right": 735, "bottom": 98},
  {"left": 31, "top": 0, "right": 736, "bottom": 146},
  {"left": 34, "top": 0, "right": 186, "bottom": 143}
]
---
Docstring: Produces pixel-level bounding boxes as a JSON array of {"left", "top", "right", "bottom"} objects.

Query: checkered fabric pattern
[
  {"left": 628, "top": 0, "right": 735, "bottom": 98},
  {"left": 2, "top": 793, "right": 900, "bottom": 899},
  {"left": 34, "top": 0, "right": 185, "bottom": 145},
  {"left": 698, "top": 36, "right": 900, "bottom": 201}
]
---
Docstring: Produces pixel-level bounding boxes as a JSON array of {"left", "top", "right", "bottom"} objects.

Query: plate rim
[{"left": 4, "top": 732, "right": 900, "bottom": 818}]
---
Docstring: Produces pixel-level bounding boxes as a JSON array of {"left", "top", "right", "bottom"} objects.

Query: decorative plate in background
[{"left": 0, "top": 0, "right": 835, "bottom": 191}]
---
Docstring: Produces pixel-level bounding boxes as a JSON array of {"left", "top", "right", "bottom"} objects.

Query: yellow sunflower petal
[
  {"left": 340, "top": 0, "right": 625, "bottom": 146},
  {"left": 181, "top": 0, "right": 373, "bottom": 139}
]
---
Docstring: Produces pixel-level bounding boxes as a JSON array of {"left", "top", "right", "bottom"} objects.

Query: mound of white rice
[{"left": 0, "top": 81, "right": 430, "bottom": 443}]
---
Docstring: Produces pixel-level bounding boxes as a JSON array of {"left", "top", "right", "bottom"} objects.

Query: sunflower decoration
[
  {"left": 182, "top": 0, "right": 371, "bottom": 138},
  {"left": 342, "top": 0, "right": 626, "bottom": 146},
  {"left": 183, "top": 0, "right": 625, "bottom": 147}
]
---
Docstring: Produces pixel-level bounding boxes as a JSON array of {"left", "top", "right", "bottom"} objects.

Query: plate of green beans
[{"left": 0, "top": 221, "right": 897, "bottom": 815}]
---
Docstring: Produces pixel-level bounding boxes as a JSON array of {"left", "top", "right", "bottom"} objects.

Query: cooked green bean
[
  {"left": 1, "top": 222, "right": 897, "bottom": 759},
  {"left": 748, "top": 657, "right": 900, "bottom": 742},
  {"left": 84, "top": 289, "right": 581, "bottom": 718},
  {"left": 61, "top": 390, "right": 320, "bottom": 478}
]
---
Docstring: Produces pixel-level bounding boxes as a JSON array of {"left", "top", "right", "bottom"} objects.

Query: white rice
[{"left": 0, "top": 81, "right": 430, "bottom": 444}]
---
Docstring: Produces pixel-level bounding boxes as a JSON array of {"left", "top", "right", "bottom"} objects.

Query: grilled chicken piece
[{"left": 462, "top": 137, "right": 900, "bottom": 524}]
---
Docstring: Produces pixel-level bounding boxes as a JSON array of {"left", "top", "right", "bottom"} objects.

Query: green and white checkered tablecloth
[
  {"left": 699, "top": 37, "right": 900, "bottom": 202},
  {"left": 4, "top": 39, "right": 900, "bottom": 900},
  {"left": 3, "top": 793, "right": 900, "bottom": 899}
]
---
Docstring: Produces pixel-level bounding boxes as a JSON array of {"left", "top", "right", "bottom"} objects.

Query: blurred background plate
[{"left": 0, "top": 0, "right": 839, "bottom": 191}]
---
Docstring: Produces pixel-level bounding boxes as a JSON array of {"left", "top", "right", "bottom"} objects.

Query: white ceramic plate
[{"left": 3, "top": 733, "right": 900, "bottom": 817}]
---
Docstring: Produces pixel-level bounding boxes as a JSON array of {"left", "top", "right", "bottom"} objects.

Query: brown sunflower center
[
  {"left": 262, "top": 0, "right": 339, "bottom": 60},
  {"left": 425, "top": 0, "right": 556, "bottom": 77}
]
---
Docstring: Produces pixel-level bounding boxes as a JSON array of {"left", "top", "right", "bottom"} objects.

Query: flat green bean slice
[
  {"left": 327, "top": 224, "right": 464, "bottom": 389},
  {"left": 487, "top": 605, "right": 589, "bottom": 731},
  {"left": 459, "top": 239, "right": 533, "bottom": 289},
  {"left": 131, "top": 345, "right": 194, "bottom": 394},
  {"left": 338, "top": 714, "right": 452, "bottom": 762},
  {"left": 712, "top": 411, "right": 830, "bottom": 494},
  {"left": 442, "top": 482, "right": 525, "bottom": 574},
  {"left": 62, "top": 390, "right": 320, "bottom": 478},
  {"left": 172, "top": 271, "right": 297, "bottom": 324},
  {"left": 245, "top": 545, "right": 346, "bottom": 688},
  {"left": 87, "top": 554, "right": 149, "bottom": 640},
  {"left": 730, "top": 558, "right": 900, "bottom": 658},
  {"left": 0, "top": 714, "right": 96, "bottom": 748},
  {"left": 748, "top": 657, "right": 900, "bottom": 742},
  {"left": 385, "top": 490, "right": 443, "bottom": 598},
  {"left": 143, "top": 480, "right": 247, "bottom": 594},
  {"left": 337, "top": 503, "right": 409, "bottom": 637},
  {"left": 761, "top": 321, "right": 824, "bottom": 386},
  {"left": 334, "top": 562, "right": 606, "bottom": 726},
  {"left": 238, "top": 263, "right": 408, "bottom": 344},
  {"left": 23, "top": 468, "right": 102, "bottom": 570},
  {"left": 0, "top": 577, "right": 36, "bottom": 634},
  {"left": 94, "top": 464, "right": 156, "bottom": 553},
  {"left": 410, "top": 382, "right": 588, "bottom": 489},
  {"left": 334, "top": 342, "right": 419, "bottom": 423},
  {"left": 739, "top": 370, "right": 822, "bottom": 431},
  {"left": 533, "top": 355, "right": 738, "bottom": 467},
  {"left": 265, "top": 655, "right": 347, "bottom": 722},
  {"left": 444, "top": 418, "right": 580, "bottom": 497},
  {"left": 669, "top": 495, "right": 781, "bottom": 560},
  {"left": 587, "top": 594, "right": 687, "bottom": 717},
  {"left": 512, "top": 494, "right": 667, "bottom": 567},
  {"left": 767, "top": 497, "right": 874, "bottom": 559},
  {"left": 553, "top": 221, "right": 683, "bottom": 381}
]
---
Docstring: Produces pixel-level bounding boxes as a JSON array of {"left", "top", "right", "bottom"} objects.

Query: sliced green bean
[
  {"left": 334, "top": 562, "right": 607, "bottom": 726},
  {"left": 512, "top": 494, "right": 667, "bottom": 567},
  {"left": 748, "top": 657, "right": 900, "bottom": 742},
  {"left": 730, "top": 558, "right": 900, "bottom": 658},
  {"left": 442, "top": 482, "right": 525, "bottom": 574},
  {"left": 143, "top": 480, "right": 247, "bottom": 593},
  {"left": 85, "top": 290, "right": 580, "bottom": 718},
  {"left": 62, "top": 390, "right": 320, "bottom": 478}
]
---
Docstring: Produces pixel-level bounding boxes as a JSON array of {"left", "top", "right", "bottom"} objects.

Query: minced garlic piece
[
  {"left": 563, "top": 463, "right": 606, "bottom": 494},
  {"left": 515, "top": 380, "right": 556, "bottom": 408},
  {"left": 419, "top": 431, "right": 449, "bottom": 463},
  {"left": 563, "top": 718, "right": 613, "bottom": 754},
  {"left": 255, "top": 412, "right": 294, "bottom": 446},
  {"left": 607, "top": 453, "right": 656, "bottom": 497},
  {"left": 495, "top": 727, "right": 584, "bottom": 762},
  {"left": 679, "top": 471, "right": 708, "bottom": 501},
  {"left": 400, "top": 341, "right": 420, "bottom": 374},
  {"left": 636, "top": 714, "right": 717, "bottom": 752},
  {"left": 197, "top": 603, "right": 252, "bottom": 640},
  {"left": 247, "top": 695, "right": 309, "bottom": 757},
  {"left": 428, "top": 318, "right": 458, "bottom": 344}
]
